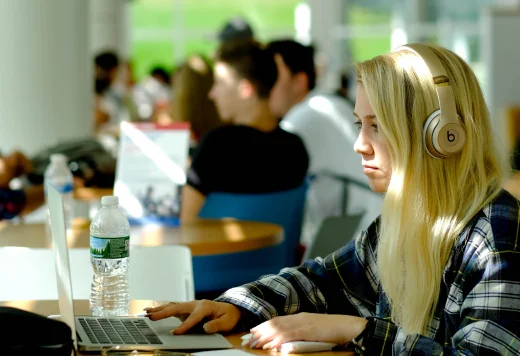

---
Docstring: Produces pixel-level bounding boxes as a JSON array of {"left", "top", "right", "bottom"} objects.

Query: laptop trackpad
[{"left": 151, "top": 318, "right": 232, "bottom": 349}]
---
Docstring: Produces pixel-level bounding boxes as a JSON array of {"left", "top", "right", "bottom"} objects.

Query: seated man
[
  {"left": 267, "top": 39, "right": 382, "bottom": 248},
  {"left": 0, "top": 151, "right": 44, "bottom": 220},
  {"left": 180, "top": 41, "right": 309, "bottom": 222}
]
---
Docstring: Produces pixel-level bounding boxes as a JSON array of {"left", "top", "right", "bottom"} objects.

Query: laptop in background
[{"left": 46, "top": 183, "right": 232, "bottom": 352}]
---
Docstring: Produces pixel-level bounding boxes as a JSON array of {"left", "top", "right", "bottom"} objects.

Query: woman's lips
[{"left": 363, "top": 165, "right": 378, "bottom": 174}]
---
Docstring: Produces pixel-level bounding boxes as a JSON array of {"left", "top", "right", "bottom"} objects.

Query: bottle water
[
  {"left": 89, "top": 196, "right": 130, "bottom": 316},
  {"left": 44, "top": 153, "right": 74, "bottom": 231}
]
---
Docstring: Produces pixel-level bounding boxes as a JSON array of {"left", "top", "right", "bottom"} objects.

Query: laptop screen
[{"left": 47, "top": 183, "right": 77, "bottom": 346}]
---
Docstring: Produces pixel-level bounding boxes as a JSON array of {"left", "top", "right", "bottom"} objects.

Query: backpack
[
  {"left": 27, "top": 138, "right": 116, "bottom": 188},
  {"left": 0, "top": 307, "right": 75, "bottom": 355}
]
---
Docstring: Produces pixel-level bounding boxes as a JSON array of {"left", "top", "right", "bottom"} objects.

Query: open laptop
[{"left": 46, "top": 183, "right": 232, "bottom": 352}]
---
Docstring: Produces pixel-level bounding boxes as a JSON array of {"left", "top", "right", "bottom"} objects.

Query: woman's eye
[
  {"left": 354, "top": 121, "right": 362, "bottom": 130},
  {"left": 371, "top": 124, "right": 378, "bottom": 132}
]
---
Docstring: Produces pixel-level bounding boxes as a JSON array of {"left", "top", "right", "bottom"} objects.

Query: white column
[
  {"left": 0, "top": 0, "right": 91, "bottom": 155},
  {"left": 482, "top": 6, "right": 520, "bottom": 154},
  {"left": 89, "top": 0, "right": 129, "bottom": 58},
  {"left": 309, "top": 0, "right": 348, "bottom": 91}
]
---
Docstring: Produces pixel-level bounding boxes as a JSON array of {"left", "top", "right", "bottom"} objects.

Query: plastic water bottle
[
  {"left": 89, "top": 196, "right": 131, "bottom": 316},
  {"left": 44, "top": 153, "right": 74, "bottom": 231}
]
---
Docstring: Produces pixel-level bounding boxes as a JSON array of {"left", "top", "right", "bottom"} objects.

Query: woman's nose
[{"left": 354, "top": 130, "right": 373, "bottom": 156}]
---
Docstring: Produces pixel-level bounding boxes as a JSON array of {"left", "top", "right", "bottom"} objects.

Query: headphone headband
[
  {"left": 393, "top": 43, "right": 448, "bottom": 81},
  {"left": 393, "top": 43, "right": 459, "bottom": 126}
]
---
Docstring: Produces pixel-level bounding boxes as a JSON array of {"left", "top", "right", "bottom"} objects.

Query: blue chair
[{"left": 192, "top": 179, "right": 309, "bottom": 293}]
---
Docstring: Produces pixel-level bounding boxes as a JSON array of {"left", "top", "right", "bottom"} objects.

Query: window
[{"left": 131, "top": 0, "right": 300, "bottom": 81}]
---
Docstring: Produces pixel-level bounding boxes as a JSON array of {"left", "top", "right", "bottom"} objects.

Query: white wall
[{"left": 0, "top": 0, "right": 91, "bottom": 155}]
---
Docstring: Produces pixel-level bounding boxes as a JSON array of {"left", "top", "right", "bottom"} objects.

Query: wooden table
[
  {"left": 0, "top": 219, "right": 283, "bottom": 256},
  {"left": 1, "top": 300, "right": 353, "bottom": 356}
]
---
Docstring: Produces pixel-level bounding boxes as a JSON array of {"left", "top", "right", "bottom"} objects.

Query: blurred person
[
  {"left": 180, "top": 41, "right": 309, "bottom": 222},
  {"left": 94, "top": 52, "right": 119, "bottom": 95},
  {"left": 93, "top": 51, "right": 138, "bottom": 138},
  {"left": 150, "top": 66, "right": 170, "bottom": 86},
  {"left": 93, "top": 51, "right": 119, "bottom": 133},
  {"left": 158, "top": 55, "right": 222, "bottom": 154},
  {"left": 0, "top": 150, "right": 44, "bottom": 220},
  {"left": 336, "top": 70, "right": 354, "bottom": 105},
  {"left": 217, "top": 16, "right": 255, "bottom": 44},
  {"left": 267, "top": 39, "right": 382, "bottom": 250},
  {"left": 133, "top": 66, "right": 171, "bottom": 122}
]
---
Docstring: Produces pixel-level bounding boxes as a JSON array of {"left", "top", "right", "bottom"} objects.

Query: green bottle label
[{"left": 90, "top": 236, "right": 130, "bottom": 259}]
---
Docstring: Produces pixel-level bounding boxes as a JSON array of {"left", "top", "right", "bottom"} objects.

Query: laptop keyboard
[{"left": 78, "top": 317, "right": 163, "bottom": 345}]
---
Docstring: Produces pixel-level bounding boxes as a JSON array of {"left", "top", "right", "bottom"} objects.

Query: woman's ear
[{"left": 238, "top": 79, "right": 255, "bottom": 99}]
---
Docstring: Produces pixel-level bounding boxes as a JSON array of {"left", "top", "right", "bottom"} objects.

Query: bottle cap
[
  {"left": 101, "top": 196, "right": 119, "bottom": 206},
  {"left": 50, "top": 153, "right": 67, "bottom": 165}
]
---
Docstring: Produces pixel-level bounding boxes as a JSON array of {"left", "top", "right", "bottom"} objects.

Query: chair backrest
[
  {"left": 129, "top": 245, "right": 194, "bottom": 301},
  {"left": 0, "top": 245, "right": 194, "bottom": 302},
  {"left": 198, "top": 179, "right": 309, "bottom": 267},
  {"left": 303, "top": 171, "right": 381, "bottom": 261},
  {"left": 192, "top": 243, "right": 285, "bottom": 294},
  {"left": 304, "top": 213, "right": 364, "bottom": 260}
]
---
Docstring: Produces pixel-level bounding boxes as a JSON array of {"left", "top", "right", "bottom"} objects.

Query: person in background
[
  {"left": 336, "top": 70, "right": 354, "bottom": 105},
  {"left": 217, "top": 16, "right": 255, "bottom": 44},
  {"left": 267, "top": 39, "right": 382, "bottom": 251},
  {"left": 155, "top": 55, "right": 222, "bottom": 156},
  {"left": 150, "top": 66, "right": 170, "bottom": 87},
  {"left": 93, "top": 51, "right": 120, "bottom": 133},
  {"left": 0, "top": 151, "right": 44, "bottom": 220},
  {"left": 180, "top": 41, "right": 309, "bottom": 222},
  {"left": 133, "top": 66, "right": 171, "bottom": 122},
  {"left": 94, "top": 52, "right": 119, "bottom": 96},
  {"left": 146, "top": 43, "right": 520, "bottom": 355}
]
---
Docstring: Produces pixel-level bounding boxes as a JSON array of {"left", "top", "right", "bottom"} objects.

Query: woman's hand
[
  {"left": 244, "top": 313, "right": 368, "bottom": 350},
  {"left": 145, "top": 300, "right": 242, "bottom": 335}
]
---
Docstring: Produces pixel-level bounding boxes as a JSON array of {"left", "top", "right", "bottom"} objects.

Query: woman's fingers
[
  {"left": 144, "top": 301, "right": 180, "bottom": 313},
  {"left": 146, "top": 301, "right": 197, "bottom": 321}
]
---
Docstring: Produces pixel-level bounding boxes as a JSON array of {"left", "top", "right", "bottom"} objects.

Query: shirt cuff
[
  {"left": 214, "top": 293, "right": 265, "bottom": 331},
  {"left": 364, "top": 317, "right": 398, "bottom": 354}
]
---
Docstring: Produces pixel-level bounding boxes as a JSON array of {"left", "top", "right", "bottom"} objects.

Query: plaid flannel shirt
[
  {"left": 0, "top": 188, "right": 25, "bottom": 220},
  {"left": 216, "top": 189, "right": 520, "bottom": 355}
]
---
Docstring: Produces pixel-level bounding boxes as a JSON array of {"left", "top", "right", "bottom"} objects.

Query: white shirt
[{"left": 280, "top": 92, "right": 383, "bottom": 249}]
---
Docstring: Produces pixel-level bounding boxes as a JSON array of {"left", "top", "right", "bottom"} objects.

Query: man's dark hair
[
  {"left": 150, "top": 66, "right": 170, "bottom": 84},
  {"left": 267, "top": 40, "right": 316, "bottom": 91},
  {"left": 94, "top": 51, "right": 119, "bottom": 72},
  {"left": 94, "top": 51, "right": 119, "bottom": 94},
  {"left": 215, "top": 40, "right": 277, "bottom": 99},
  {"left": 218, "top": 17, "right": 254, "bottom": 43}
]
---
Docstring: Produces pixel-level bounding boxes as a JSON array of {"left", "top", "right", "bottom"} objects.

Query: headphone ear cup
[
  {"left": 423, "top": 110, "right": 466, "bottom": 158},
  {"left": 423, "top": 110, "right": 443, "bottom": 158}
]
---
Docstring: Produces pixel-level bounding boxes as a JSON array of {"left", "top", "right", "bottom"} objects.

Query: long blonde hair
[
  {"left": 356, "top": 44, "right": 505, "bottom": 334},
  {"left": 171, "top": 55, "right": 222, "bottom": 140}
]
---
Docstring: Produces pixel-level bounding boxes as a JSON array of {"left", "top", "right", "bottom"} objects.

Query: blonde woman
[
  {"left": 145, "top": 43, "right": 520, "bottom": 354},
  {"left": 159, "top": 55, "right": 222, "bottom": 145}
]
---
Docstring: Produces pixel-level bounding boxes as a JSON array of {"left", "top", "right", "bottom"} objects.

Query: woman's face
[{"left": 353, "top": 85, "right": 392, "bottom": 193}]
